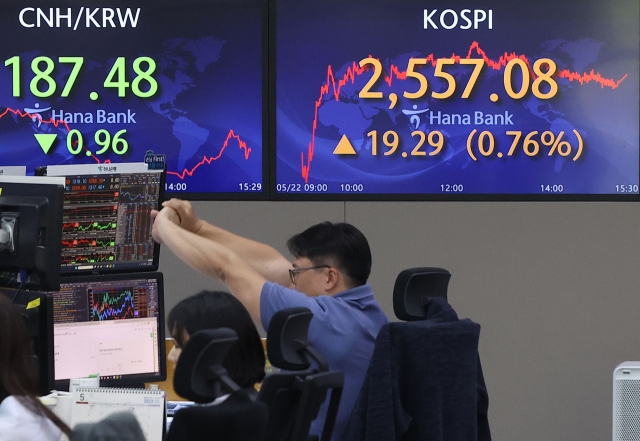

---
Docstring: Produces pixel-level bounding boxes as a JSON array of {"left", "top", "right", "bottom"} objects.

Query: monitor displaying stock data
[
  {"left": 45, "top": 163, "right": 163, "bottom": 274},
  {"left": 0, "top": 0, "right": 266, "bottom": 199},
  {"left": 271, "top": 0, "right": 639, "bottom": 199},
  {"left": 51, "top": 272, "right": 165, "bottom": 386}
]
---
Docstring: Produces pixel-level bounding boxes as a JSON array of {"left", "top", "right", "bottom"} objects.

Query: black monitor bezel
[
  {"left": 52, "top": 271, "right": 167, "bottom": 390},
  {"left": 0, "top": 177, "right": 64, "bottom": 291}
]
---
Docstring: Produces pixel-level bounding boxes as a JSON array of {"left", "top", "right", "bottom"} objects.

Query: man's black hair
[
  {"left": 167, "top": 290, "right": 266, "bottom": 388},
  {"left": 286, "top": 222, "right": 372, "bottom": 287}
]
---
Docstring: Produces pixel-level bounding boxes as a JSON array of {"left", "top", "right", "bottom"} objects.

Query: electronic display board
[
  {"left": 0, "top": 0, "right": 267, "bottom": 200},
  {"left": 271, "top": 0, "right": 639, "bottom": 199}
]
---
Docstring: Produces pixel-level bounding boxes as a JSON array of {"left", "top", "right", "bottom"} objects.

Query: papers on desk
[{"left": 71, "top": 387, "right": 166, "bottom": 441}]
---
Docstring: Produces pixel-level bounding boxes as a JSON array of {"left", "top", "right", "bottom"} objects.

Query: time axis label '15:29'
[{"left": 4, "top": 56, "right": 158, "bottom": 99}]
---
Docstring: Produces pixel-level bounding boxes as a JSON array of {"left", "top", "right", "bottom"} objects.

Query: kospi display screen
[
  {"left": 0, "top": 0, "right": 266, "bottom": 200},
  {"left": 271, "top": 0, "right": 639, "bottom": 199}
]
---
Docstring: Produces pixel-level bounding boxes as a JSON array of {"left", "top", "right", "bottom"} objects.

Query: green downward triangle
[{"left": 34, "top": 134, "right": 58, "bottom": 154}]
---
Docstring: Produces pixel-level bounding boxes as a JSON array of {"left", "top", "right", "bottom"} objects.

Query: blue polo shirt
[{"left": 260, "top": 281, "right": 388, "bottom": 441}]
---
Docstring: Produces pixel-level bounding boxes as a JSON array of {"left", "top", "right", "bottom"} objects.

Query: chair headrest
[
  {"left": 266, "top": 307, "right": 318, "bottom": 371},
  {"left": 173, "top": 328, "right": 240, "bottom": 403},
  {"left": 393, "top": 267, "right": 451, "bottom": 321}
]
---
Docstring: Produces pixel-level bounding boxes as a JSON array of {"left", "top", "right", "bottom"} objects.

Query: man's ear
[{"left": 325, "top": 267, "right": 340, "bottom": 291}]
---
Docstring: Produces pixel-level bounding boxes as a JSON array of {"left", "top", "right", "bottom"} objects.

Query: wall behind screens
[
  {"left": 0, "top": 0, "right": 267, "bottom": 200},
  {"left": 270, "top": 0, "right": 639, "bottom": 200}
]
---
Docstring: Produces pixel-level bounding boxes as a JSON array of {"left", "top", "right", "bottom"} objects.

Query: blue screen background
[
  {"left": 274, "top": 0, "right": 639, "bottom": 196},
  {"left": 0, "top": 0, "right": 264, "bottom": 196}
]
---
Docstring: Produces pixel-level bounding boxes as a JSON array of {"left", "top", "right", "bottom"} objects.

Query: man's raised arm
[
  {"left": 151, "top": 205, "right": 267, "bottom": 323},
  {"left": 157, "top": 199, "right": 293, "bottom": 288}
]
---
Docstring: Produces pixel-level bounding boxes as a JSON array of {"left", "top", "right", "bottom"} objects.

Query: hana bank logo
[
  {"left": 402, "top": 105, "right": 429, "bottom": 129},
  {"left": 97, "top": 166, "right": 117, "bottom": 172}
]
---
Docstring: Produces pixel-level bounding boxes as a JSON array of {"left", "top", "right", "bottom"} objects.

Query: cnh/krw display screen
[
  {"left": 0, "top": 0, "right": 266, "bottom": 199},
  {"left": 273, "top": 0, "right": 639, "bottom": 199}
]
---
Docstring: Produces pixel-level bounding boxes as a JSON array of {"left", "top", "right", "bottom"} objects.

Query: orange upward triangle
[{"left": 333, "top": 134, "right": 357, "bottom": 155}]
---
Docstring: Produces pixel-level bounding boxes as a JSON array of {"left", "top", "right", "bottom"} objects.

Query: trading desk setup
[
  {"left": 0, "top": 163, "right": 170, "bottom": 440},
  {"left": 0, "top": 0, "right": 638, "bottom": 439}
]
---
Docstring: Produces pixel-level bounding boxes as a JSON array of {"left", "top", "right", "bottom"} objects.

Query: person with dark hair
[
  {"left": 166, "top": 290, "right": 266, "bottom": 395},
  {"left": 0, "top": 294, "right": 72, "bottom": 441},
  {"left": 152, "top": 199, "right": 388, "bottom": 441}
]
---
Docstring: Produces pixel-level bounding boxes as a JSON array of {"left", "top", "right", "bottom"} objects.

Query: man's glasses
[{"left": 289, "top": 265, "right": 330, "bottom": 284}]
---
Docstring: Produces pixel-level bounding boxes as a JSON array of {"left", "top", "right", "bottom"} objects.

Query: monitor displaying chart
[
  {"left": 0, "top": 0, "right": 266, "bottom": 199},
  {"left": 51, "top": 272, "right": 166, "bottom": 386},
  {"left": 271, "top": 0, "right": 639, "bottom": 199},
  {"left": 45, "top": 163, "right": 163, "bottom": 274}
]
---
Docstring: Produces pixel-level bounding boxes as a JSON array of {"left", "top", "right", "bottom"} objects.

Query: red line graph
[
  {"left": 0, "top": 107, "right": 105, "bottom": 163},
  {"left": 166, "top": 130, "right": 251, "bottom": 179},
  {"left": 299, "top": 41, "right": 629, "bottom": 183},
  {"left": 63, "top": 205, "right": 118, "bottom": 217},
  {"left": 62, "top": 239, "right": 111, "bottom": 248},
  {"left": 0, "top": 108, "right": 251, "bottom": 179}
]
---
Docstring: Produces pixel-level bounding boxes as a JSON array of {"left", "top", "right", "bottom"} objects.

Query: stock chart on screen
[
  {"left": 0, "top": 0, "right": 266, "bottom": 199},
  {"left": 46, "top": 163, "right": 162, "bottom": 274},
  {"left": 272, "top": 0, "right": 639, "bottom": 199},
  {"left": 52, "top": 273, "right": 164, "bottom": 383}
]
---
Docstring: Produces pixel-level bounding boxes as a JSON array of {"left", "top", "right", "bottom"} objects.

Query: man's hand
[
  {"left": 161, "top": 199, "right": 203, "bottom": 234},
  {"left": 151, "top": 206, "right": 180, "bottom": 244}
]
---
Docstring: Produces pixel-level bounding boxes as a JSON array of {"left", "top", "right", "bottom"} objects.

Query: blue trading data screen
[
  {"left": 273, "top": 0, "right": 639, "bottom": 199},
  {"left": 0, "top": 0, "right": 265, "bottom": 199}
]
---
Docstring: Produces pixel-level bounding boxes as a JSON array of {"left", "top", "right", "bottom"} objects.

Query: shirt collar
[{"left": 333, "top": 284, "right": 373, "bottom": 301}]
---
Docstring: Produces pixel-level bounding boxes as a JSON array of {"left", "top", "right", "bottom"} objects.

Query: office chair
[
  {"left": 342, "top": 267, "right": 491, "bottom": 441},
  {"left": 392, "top": 267, "right": 450, "bottom": 321},
  {"left": 259, "top": 307, "right": 344, "bottom": 441},
  {"left": 166, "top": 328, "right": 268, "bottom": 441}
]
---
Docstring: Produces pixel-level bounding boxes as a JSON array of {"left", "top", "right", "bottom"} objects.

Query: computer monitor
[
  {"left": 51, "top": 272, "right": 166, "bottom": 389},
  {"left": 0, "top": 0, "right": 267, "bottom": 200},
  {"left": 0, "top": 175, "right": 64, "bottom": 291},
  {"left": 39, "top": 162, "right": 164, "bottom": 275},
  {"left": 271, "top": 0, "right": 638, "bottom": 201},
  {"left": 0, "top": 288, "right": 55, "bottom": 396}
]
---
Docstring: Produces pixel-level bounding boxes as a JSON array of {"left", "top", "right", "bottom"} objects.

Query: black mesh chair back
[
  {"left": 173, "top": 328, "right": 240, "bottom": 403},
  {"left": 259, "top": 307, "right": 344, "bottom": 441},
  {"left": 167, "top": 327, "right": 268, "bottom": 441}
]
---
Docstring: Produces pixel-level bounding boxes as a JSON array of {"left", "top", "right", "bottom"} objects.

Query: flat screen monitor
[
  {"left": 0, "top": 175, "right": 64, "bottom": 291},
  {"left": 271, "top": 0, "right": 639, "bottom": 200},
  {"left": 0, "top": 0, "right": 267, "bottom": 200},
  {"left": 50, "top": 272, "right": 166, "bottom": 389},
  {"left": 41, "top": 162, "right": 163, "bottom": 275}
]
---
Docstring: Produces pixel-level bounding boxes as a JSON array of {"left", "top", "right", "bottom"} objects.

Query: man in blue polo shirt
[{"left": 151, "top": 199, "right": 388, "bottom": 441}]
